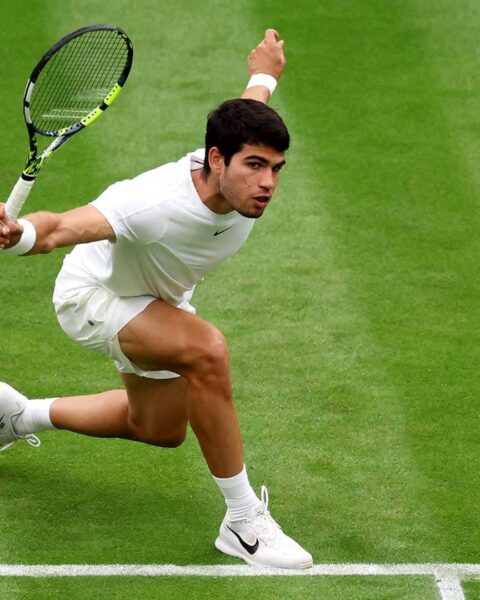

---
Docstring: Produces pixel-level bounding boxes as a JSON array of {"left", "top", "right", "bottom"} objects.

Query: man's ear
[{"left": 208, "top": 147, "right": 224, "bottom": 174}]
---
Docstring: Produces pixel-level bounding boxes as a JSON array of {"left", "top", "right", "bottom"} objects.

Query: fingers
[
  {"left": 264, "top": 28, "right": 279, "bottom": 43},
  {"left": 0, "top": 220, "right": 16, "bottom": 238},
  {"left": 247, "top": 28, "right": 286, "bottom": 81},
  {"left": 265, "top": 29, "right": 285, "bottom": 51},
  {"left": 0, "top": 204, "right": 10, "bottom": 235},
  {"left": 258, "top": 29, "right": 283, "bottom": 49},
  {"left": 1, "top": 221, "right": 10, "bottom": 237},
  {"left": 0, "top": 203, "right": 22, "bottom": 248}
]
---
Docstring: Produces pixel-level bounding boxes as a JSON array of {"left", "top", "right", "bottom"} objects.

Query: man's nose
[{"left": 259, "top": 170, "right": 275, "bottom": 190}]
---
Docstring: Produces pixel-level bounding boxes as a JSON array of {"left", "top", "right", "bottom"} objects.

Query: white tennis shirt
[{"left": 60, "top": 149, "right": 255, "bottom": 310}]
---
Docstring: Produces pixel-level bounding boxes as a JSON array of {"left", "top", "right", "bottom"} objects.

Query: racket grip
[{"left": 5, "top": 177, "right": 35, "bottom": 220}]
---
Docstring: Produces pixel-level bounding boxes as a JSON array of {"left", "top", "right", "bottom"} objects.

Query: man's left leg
[{"left": 5, "top": 375, "right": 189, "bottom": 447}]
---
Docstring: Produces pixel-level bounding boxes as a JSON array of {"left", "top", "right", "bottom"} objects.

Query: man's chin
[{"left": 235, "top": 207, "right": 265, "bottom": 219}]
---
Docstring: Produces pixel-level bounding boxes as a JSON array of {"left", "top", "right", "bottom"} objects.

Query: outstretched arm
[
  {"left": 241, "top": 28, "right": 286, "bottom": 103},
  {"left": 0, "top": 32, "right": 286, "bottom": 255},
  {"left": 0, "top": 203, "right": 114, "bottom": 255}
]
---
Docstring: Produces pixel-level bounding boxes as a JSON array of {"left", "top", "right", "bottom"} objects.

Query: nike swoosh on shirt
[
  {"left": 213, "top": 227, "right": 233, "bottom": 236},
  {"left": 226, "top": 525, "right": 260, "bottom": 554}
]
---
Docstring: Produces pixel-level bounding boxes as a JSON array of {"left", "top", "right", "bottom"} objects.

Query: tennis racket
[{"left": 5, "top": 24, "right": 133, "bottom": 220}]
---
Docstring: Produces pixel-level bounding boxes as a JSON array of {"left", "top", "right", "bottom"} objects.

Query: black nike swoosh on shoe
[
  {"left": 213, "top": 227, "right": 233, "bottom": 236},
  {"left": 226, "top": 525, "right": 260, "bottom": 555}
]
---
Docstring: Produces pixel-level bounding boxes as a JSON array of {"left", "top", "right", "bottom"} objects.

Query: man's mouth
[{"left": 253, "top": 195, "right": 271, "bottom": 207}]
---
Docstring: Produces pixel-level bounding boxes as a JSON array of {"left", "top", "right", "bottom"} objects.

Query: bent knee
[
  {"left": 156, "top": 431, "right": 186, "bottom": 448},
  {"left": 188, "top": 325, "right": 230, "bottom": 376},
  {"left": 127, "top": 421, "right": 187, "bottom": 448}
]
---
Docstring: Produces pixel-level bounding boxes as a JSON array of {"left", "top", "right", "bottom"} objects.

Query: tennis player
[{"left": 0, "top": 29, "right": 313, "bottom": 569}]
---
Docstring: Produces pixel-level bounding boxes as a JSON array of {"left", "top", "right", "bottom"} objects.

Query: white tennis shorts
[{"left": 52, "top": 267, "right": 180, "bottom": 380}]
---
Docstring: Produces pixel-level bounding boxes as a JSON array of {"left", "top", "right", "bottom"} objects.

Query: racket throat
[{"left": 24, "top": 134, "right": 72, "bottom": 177}]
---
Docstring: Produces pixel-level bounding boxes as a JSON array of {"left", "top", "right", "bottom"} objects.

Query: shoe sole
[{"left": 214, "top": 536, "right": 313, "bottom": 570}]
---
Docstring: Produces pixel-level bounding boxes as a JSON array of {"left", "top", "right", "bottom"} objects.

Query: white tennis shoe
[
  {"left": 0, "top": 382, "right": 40, "bottom": 452},
  {"left": 215, "top": 485, "right": 313, "bottom": 569}
]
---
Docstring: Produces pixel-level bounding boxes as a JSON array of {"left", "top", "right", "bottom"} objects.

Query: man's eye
[{"left": 247, "top": 162, "right": 260, "bottom": 169}]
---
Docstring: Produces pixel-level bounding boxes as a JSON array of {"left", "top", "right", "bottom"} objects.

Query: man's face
[{"left": 218, "top": 143, "right": 286, "bottom": 218}]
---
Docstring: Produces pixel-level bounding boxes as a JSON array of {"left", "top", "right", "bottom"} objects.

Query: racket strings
[
  {"left": 41, "top": 30, "right": 125, "bottom": 111},
  {"left": 33, "top": 39, "right": 89, "bottom": 123},
  {"left": 34, "top": 44, "right": 72, "bottom": 122},
  {"left": 44, "top": 34, "right": 104, "bottom": 119},
  {"left": 30, "top": 29, "right": 129, "bottom": 133},
  {"left": 42, "top": 30, "right": 127, "bottom": 122}
]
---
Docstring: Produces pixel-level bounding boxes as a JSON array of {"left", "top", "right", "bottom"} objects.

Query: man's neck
[{"left": 191, "top": 169, "right": 232, "bottom": 215}]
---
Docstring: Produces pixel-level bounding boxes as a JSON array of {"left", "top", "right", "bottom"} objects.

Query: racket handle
[{"left": 5, "top": 176, "right": 35, "bottom": 219}]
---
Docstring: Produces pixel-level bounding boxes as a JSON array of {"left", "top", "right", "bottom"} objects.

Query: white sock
[
  {"left": 213, "top": 465, "right": 262, "bottom": 521},
  {"left": 13, "top": 399, "right": 57, "bottom": 435}
]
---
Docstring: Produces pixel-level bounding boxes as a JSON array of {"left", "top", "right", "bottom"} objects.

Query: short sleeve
[{"left": 90, "top": 177, "right": 170, "bottom": 245}]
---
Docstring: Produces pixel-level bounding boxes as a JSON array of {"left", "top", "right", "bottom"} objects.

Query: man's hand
[
  {"left": 241, "top": 29, "right": 286, "bottom": 102},
  {"left": 248, "top": 29, "right": 286, "bottom": 80},
  {"left": 0, "top": 204, "right": 23, "bottom": 250}
]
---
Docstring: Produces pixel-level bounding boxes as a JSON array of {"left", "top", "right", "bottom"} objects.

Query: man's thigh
[
  {"left": 118, "top": 299, "right": 223, "bottom": 376},
  {"left": 54, "top": 278, "right": 180, "bottom": 380}
]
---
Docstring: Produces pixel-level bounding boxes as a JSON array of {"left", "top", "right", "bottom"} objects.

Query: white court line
[
  {"left": 0, "top": 563, "right": 479, "bottom": 577},
  {"left": 435, "top": 575, "right": 466, "bottom": 600},
  {"left": 0, "top": 563, "right": 478, "bottom": 599}
]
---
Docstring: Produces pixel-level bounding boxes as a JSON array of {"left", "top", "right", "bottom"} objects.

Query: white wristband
[
  {"left": 246, "top": 73, "right": 277, "bottom": 95},
  {"left": 2, "top": 218, "right": 36, "bottom": 255}
]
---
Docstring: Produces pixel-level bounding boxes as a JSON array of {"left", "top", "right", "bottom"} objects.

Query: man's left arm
[{"left": 241, "top": 29, "right": 286, "bottom": 103}]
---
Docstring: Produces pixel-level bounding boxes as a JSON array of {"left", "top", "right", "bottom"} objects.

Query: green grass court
[{"left": 1, "top": 0, "right": 480, "bottom": 598}]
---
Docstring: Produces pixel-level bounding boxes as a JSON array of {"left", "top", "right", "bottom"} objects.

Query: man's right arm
[{"left": 0, "top": 203, "right": 115, "bottom": 255}]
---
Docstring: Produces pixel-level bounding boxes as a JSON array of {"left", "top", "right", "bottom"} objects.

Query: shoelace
[
  {"left": 21, "top": 434, "right": 41, "bottom": 447},
  {"left": 246, "top": 485, "right": 282, "bottom": 546},
  {"left": 0, "top": 409, "right": 41, "bottom": 452},
  {"left": 0, "top": 434, "right": 41, "bottom": 452}
]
